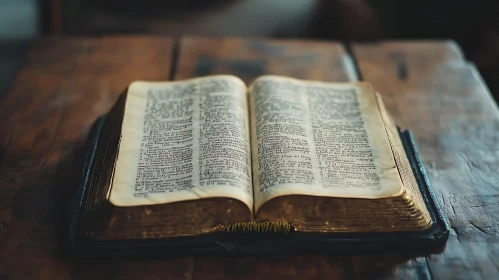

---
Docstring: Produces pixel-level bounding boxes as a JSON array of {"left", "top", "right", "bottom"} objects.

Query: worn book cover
[{"left": 69, "top": 75, "right": 448, "bottom": 255}]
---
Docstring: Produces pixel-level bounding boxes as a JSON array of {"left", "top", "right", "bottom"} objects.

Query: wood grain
[
  {"left": 175, "top": 37, "right": 357, "bottom": 84},
  {"left": 353, "top": 41, "right": 499, "bottom": 279},
  {"left": 0, "top": 37, "right": 194, "bottom": 279},
  {"left": 175, "top": 37, "right": 359, "bottom": 279}
]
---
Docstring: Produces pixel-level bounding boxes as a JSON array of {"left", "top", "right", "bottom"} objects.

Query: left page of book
[{"left": 108, "top": 75, "right": 254, "bottom": 211}]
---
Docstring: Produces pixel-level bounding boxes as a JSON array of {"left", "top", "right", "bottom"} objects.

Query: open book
[{"left": 77, "top": 75, "right": 442, "bottom": 245}]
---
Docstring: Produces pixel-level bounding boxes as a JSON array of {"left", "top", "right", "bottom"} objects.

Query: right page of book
[{"left": 249, "top": 76, "right": 404, "bottom": 210}]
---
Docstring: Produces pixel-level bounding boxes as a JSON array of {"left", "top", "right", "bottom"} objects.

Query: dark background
[{"left": 2, "top": 0, "right": 499, "bottom": 102}]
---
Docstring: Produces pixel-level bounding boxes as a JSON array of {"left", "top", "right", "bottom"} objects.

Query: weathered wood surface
[
  {"left": 353, "top": 41, "right": 499, "bottom": 279},
  {"left": 175, "top": 37, "right": 357, "bottom": 83},
  {"left": 0, "top": 37, "right": 498, "bottom": 279},
  {"left": 0, "top": 37, "right": 194, "bottom": 279}
]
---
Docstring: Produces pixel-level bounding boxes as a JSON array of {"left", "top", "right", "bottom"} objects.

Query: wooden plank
[
  {"left": 175, "top": 37, "right": 358, "bottom": 279},
  {"left": 353, "top": 41, "right": 499, "bottom": 279},
  {"left": 0, "top": 37, "right": 194, "bottom": 279},
  {"left": 193, "top": 255, "right": 347, "bottom": 279},
  {"left": 175, "top": 37, "right": 357, "bottom": 83}
]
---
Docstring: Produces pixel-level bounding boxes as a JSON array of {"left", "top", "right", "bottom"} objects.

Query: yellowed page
[
  {"left": 249, "top": 76, "right": 404, "bottom": 210},
  {"left": 108, "top": 75, "right": 253, "bottom": 210}
]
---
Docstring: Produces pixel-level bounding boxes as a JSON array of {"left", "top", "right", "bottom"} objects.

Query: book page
[
  {"left": 108, "top": 76, "right": 253, "bottom": 210},
  {"left": 249, "top": 76, "right": 404, "bottom": 210}
]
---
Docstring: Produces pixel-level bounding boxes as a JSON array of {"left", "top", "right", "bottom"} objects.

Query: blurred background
[{"left": 1, "top": 0, "right": 498, "bottom": 101}]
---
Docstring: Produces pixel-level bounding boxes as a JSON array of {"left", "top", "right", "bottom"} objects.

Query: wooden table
[{"left": 0, "top": 37, "right": 498, "bottom": 279}]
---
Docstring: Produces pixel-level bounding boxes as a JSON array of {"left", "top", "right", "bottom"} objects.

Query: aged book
[{"left": 70, "top": 75, "right": 448, "bottom": 254}]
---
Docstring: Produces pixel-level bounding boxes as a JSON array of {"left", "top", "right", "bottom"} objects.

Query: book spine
[{"left": 221, "top": 221, "right": 294, "bottom": 234}]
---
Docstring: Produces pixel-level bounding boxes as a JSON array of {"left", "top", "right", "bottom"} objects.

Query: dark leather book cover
[{"left": 67, "top": 116, "right": 449, "bottom": 256}]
